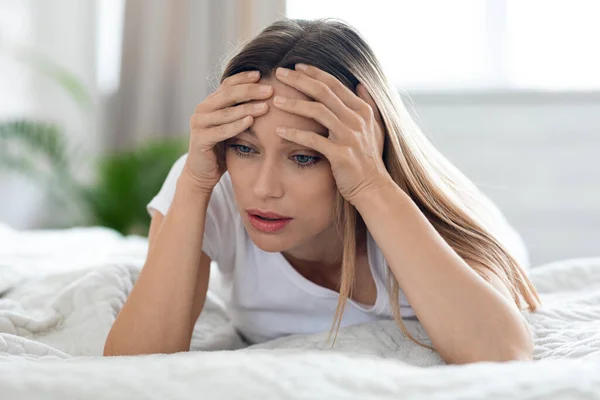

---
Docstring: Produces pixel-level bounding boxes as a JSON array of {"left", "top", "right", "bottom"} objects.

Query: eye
[
  {"left": 228, "top": 144, "right": 255, "bottom": 158},
  {"left": 292, "top": 154, "right": 320, "bottom": 169}
]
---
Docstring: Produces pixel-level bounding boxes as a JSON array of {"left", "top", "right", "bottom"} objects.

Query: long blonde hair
[{"left": 219, "top": 18, "right": 542, "bottom": 350}]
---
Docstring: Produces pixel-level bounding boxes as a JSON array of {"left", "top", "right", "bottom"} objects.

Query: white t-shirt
[{"left": 147, "top": 153, "right": 530, "bottom": 344}]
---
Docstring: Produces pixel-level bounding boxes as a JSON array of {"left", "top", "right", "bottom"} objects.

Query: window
[
  {"left": 96, "top": 0, "right": 126, "bottom": 95},
  {"left": 286, "top": 0, "right": 600, "bottom": 91},
  {"left": 0, "top": 0, "right": 34, "bottom": 118}
]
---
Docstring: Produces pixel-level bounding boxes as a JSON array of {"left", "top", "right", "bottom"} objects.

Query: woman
[{"left": 104, "top": 18, "right": 541, "bottom": 364}]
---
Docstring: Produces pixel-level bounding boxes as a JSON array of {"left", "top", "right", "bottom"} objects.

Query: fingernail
[
  {"left": 248, "top": 71, "right": 259, "bottom": 78},
  {"left": 259, "top": 85, "right": 272, "bottom": 94},
  {"left": 276, "top": 67, "right": 289, "bottom": 77},
  {"left": 276, "top": 126, "right": 287, "bottom": 135},
  {"left": 254, "top": 102, "right": 266, "bottom": 111},
  {"left": 274, "top": 96, "right": 286, "bottom": 104},
  {"left": 295, "top": 63, "right": 307, "bottom": 71}
]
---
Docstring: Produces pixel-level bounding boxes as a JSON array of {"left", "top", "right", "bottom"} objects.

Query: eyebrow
[{"left": 242, "top": 126, "right": 327, "bottom": 143}]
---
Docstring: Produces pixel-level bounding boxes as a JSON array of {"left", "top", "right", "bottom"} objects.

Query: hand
[
  {"left": 184, "top": 70, "right": 274, "bottom": 194},
  {"left": 272, "top": 64, "right": 391, "bottom": 205}
]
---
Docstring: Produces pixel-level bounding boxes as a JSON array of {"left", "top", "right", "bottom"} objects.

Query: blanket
[{"left": 1, "top": 223, "right": 599, "bottom": 399}]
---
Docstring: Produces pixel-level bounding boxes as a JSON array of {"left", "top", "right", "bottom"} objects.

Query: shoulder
[{"left": 211, "top": 171, "right": 236, "bottom": 212}]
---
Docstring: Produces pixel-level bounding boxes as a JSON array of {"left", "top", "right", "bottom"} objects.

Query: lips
[
  {"left": 246, "top": 209, "right": 291, "bottom": 220},
  {"left": 246, "top": 210, "right": 293, "bottom": 233}
]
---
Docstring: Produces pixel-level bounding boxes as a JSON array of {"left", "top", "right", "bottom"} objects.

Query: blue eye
[
  {"left": 229, "top": 144, "right": 320, "bottom": 169},
  {"left": 236, "top": 145, "right": 252, "bottom": 153},
  {"left": 292, "top": 154, "right": 320, "bottom": 168},
  {"left": 229, "top": 144, "right": 254, "bottom": 158}
]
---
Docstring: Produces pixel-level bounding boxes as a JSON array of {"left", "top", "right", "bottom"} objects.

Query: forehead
[{"left": 244, "top": 75, "right": 328, "bottom": 137}]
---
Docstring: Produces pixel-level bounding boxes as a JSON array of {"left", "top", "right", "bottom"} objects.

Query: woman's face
[{"left": 225, "top": 75, "right": 338, "bottom": 253}]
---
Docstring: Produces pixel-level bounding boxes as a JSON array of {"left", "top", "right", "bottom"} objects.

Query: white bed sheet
[{"left": 1, "top": 222, "right": 599, "bottom": 399}]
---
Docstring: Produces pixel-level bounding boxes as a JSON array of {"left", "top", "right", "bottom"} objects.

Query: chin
[{"left": 246, "top": 230, "right": 291, "bottom": 253}]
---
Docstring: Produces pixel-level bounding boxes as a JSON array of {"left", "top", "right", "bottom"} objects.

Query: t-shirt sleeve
[{"left": 146, "top": 153, "right": 236, "bottom": 273}]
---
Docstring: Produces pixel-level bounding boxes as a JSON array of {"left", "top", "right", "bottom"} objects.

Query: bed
[{"left": 1, "top": 221, "right": 599, "bottom": 399}]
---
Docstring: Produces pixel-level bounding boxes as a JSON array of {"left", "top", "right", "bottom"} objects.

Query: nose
[{"left": 252, "top": 158, "right": 284, "bottom": 200}]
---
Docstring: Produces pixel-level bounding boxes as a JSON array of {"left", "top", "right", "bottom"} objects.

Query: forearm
[
  {"left": 354, "top": 180, "right": 532, "bottom": 364},
  {"left": 104, "top": 175, "right": 211, "bottom": 356}
]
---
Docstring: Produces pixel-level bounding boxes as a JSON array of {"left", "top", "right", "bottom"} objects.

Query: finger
[
  {"left": 204, "top": 83, "right": 273, "bottom": 112},
  {"left": 204, "top": 115, "right": 254, "bottom": 144},
  {"left": 197, "top": 102, "right": 268, "bottom": 128},
  {"left": 275, "top": 66, "right": 356, "bottom": 124},
  {"left": 275, "top": 126, "right": 336, "bottom": 159},
  {"left": 272, "top": 96, "right": 346, "bottom": 138},
  {"left": 356, "top": 83, "right": 384, "bottom": 127},
  {"left": 218, "top": 70, "right": 261, "bottom": 91},
  {"left": 294, "top": 64, "right": 365, "bottom": 111}
]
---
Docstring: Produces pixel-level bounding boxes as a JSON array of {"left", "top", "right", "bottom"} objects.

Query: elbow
[
  {"left": 445, "top": 333, "right": 534, "bottom": 365},
  {"left": 457, "top": 320, "right": 535, "bottom": 365},
  {"left": 448, "top": 345, "right": 534, "bottom": 365},
  {"left": 103, "top": 338, "right": 117, "bottom": 357}
]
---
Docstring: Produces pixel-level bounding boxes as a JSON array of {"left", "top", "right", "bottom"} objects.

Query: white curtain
[
  {"left": 104, "top": 0, "right": 285, "bottom": 150},
  {"left": 0, "top": 0, "right": 284, "bottom": 229},
  {"left": 0, "top": 0, "right": 99, "bottom": 229}
]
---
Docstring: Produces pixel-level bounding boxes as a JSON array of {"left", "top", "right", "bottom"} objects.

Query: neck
[{"left": 281, "top": 222, "right": 367, "bottom": 275}]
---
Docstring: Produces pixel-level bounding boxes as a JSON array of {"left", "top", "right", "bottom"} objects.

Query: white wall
[
  {"left": 0, "top": 0, "right": 99, "bottom": 228},
  {"left": 1, "top": 1, "right": 598, "bottom": 265},
  {"left": 407, "top": 91, "right": 600, "bottom": 265}
]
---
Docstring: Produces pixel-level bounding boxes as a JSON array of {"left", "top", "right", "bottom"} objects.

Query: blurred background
[{"left": 0, "top": 0, "right": 598, "bottom": 265}]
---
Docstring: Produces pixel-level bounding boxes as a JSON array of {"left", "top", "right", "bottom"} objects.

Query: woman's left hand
[{"left": 273, "top": 64, "right": 392, "bottom": 206}]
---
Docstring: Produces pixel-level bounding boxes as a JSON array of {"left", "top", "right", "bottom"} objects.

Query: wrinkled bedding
[{"left": 1, "top": 222, "right": 599, "bottom": 399}]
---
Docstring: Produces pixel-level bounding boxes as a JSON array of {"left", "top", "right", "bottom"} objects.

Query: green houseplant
[
  {"left": 0, "top": 118, "right": 188, "bottom": 235},
  {"left": 0, "top": 47, "right": 188, "bottom": 235}
]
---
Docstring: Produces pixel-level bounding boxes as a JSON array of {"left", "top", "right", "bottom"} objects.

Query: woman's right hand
[{"left": 182, "top": 70, "right": 273, "bottom": 194}]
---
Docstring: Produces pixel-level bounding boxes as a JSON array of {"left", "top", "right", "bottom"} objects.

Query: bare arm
[
  {"left": 102, "top": 69, "right": 273, "bottom": 356},
  {"left": 353, "top": 180, "right": 534, "bottom": 364},
  {"left": 148, "top": 208, "right": 213, "bottom": 331},
  {"left": 103, "top": 174, "right": 213, "bottom": 356}
]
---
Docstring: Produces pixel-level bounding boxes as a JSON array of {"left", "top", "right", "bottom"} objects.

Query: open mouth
[{"left": 254, "top": 215, "right": 286, "bottom": 221}]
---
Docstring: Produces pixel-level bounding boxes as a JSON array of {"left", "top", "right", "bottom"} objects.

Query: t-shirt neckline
[{"left": 273, "top": 230, "right": 384, "bottom": 313}]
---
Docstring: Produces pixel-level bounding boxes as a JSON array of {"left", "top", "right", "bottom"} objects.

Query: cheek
[
  {"left": 225, "top": 152, "right": 254, "bottom": 179},
  {"left": 224, "top": 151, "right": 237, "bottom": 168},
  {"left": 291, "top": 173, "right": 337, "bottom": 220}
]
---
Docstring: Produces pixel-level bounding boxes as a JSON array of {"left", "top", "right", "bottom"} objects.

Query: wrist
[
  {"left": 351, "top": 175, "right": 403, "bottom": 211},
  {"left": 176, "top": 173, "right": 214, "bottom": 201}
]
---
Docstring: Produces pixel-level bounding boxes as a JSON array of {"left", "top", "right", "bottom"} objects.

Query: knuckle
[
  {"left": 348, "top": 113, "right": 362, "bottom": 127},
  {"left": 315, "top": 103, "right": 328, "bottom": 118},
  {"left": 360, "top": 101, "right": 372, "bottom": 116},
  {"left": 217, "top": 123, "right": 228, "bottom": 135},
  {"left": 222, "top": 106, "right": 233, "bottom": 118},
  {"left": 332, "top": 79, "right": 345, "bottom": 94},
  {"left": 316, "top": 83, "right": 332, "bottom": 98},
  {"left": 341, "top": 146, "right": 353, "bottom": 160},
  {"left": 190, "top": 114, "right": 204, "bottom": 129},
  {"left": 245, "top": 84, "right": 254, "bottom": 97},
  {"left": 222, "top": 75, "right": 235, "bottom": 86},
  {"left": 224, "top": 87, "right": 236, "bottom": 103}
]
